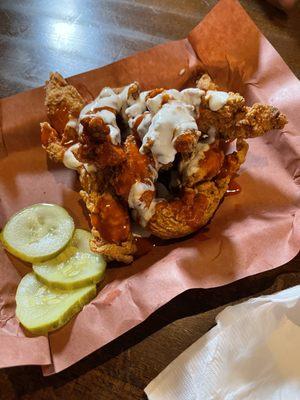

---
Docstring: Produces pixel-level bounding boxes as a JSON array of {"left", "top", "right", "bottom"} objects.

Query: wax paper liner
[{"left": 0, "top": 0, "right": 299, "bottom": 375}]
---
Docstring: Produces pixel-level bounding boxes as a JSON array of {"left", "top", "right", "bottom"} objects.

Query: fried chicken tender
[
  {"left": 42, "top": 73, "right": 137, "bottom": 263},
  {"left": 112, "top": 135, "right": 154, "bottom": 200},
  {"left": 78, "top": 113, "right": 126, "bottom": 168},
  {"left": 197, "top": 101, "right": 287, "bottom": 141},
  {"left": 197, "top": 74, "right": 287, "bottom": 140},
  {"left": 45, "top": 72, "right": 85, "bottom": 134},
  {"left": 148, "top": 140, "right": 247, "bottom": 239},
  {"left": 79, "top": 184, "right": 136, "bottom": 263}
]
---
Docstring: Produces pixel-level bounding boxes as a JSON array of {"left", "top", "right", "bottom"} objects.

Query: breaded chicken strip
[
  {"left": 42, "top": 73, "right": 137, "bottom": 263},
  {"left": 197, "top": 74, "right": 287, "bottom": 141},
  {"left": 45, "top": 72, "right": 85, "bottom": 134},
  {"left": 148, "top": 140, "right": 248, "bottom": 239}
]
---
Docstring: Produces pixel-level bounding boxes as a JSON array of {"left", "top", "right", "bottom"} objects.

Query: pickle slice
[
  {"left": 1, "top": 203, "right": 74, "bottom": 263},
  {"left": 16, "top": 273, "right": 96, "bottom": 335},
  {"left": 33, "top": 229, "right": 106, "bottom": 289}
]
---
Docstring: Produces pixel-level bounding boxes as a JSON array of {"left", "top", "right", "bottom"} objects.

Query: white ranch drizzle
[
  {"left": 77, "top": 83, "right": 137, "bottom": 144},
  {"left": 207, "top": 126, "right": 217, "bottom": 144},
  {"left": 63, "top": 144, "right": 97, "bottom": 174},
  {"left": 65, "top": 82, "right": 229, "bottom": 229},
  {"left": 65, "top": 118, "right": 78, "bottom": 130},
  {"left": 123, "top": 87, "right": 208, "bottom": 221},
  {"left": 140, "top": 101, "right": 200, "bottom": 165},
  {"left": 206, "top": 90, "right": 229, "bottom": 111},
  {"left": 145, "top": 88, "right": 204, "bottom": 117},
  {"left": 63, "top": 143, "right": 82, "bottom": 170},
  {"left": 125, "top": 91, "right": 149, "bottom": 120},
  {"left": 137, "top": 112, "right": 152, "bottom": 139}
]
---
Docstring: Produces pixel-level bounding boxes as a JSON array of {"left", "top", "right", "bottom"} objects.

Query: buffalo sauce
[
  {"left": 113, "top": 138, "right": 153, "bottom": 199},
  {"left": 91, "top": 193, "right": 130, "bottom": 243},
  {"left": 226, "top": 179, "right": 241, "bottom": 196}
]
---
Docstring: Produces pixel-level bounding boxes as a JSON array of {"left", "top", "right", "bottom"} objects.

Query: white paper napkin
[{"left": 145, "top": 285, "right": 300, "bottom": 400}]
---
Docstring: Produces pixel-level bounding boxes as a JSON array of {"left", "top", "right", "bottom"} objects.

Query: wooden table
[{"left": 0, "top": 1, "right": 299, "bottom": 399}]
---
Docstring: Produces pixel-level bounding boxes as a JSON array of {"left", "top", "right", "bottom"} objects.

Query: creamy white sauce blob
[
  {"left": 180, "top": 88, "right": 205, "bottom": 109},
  {"left": 128, "top": 181, "right": 156, "bottom": 227},
  {"left": 144, "top": 88, "right": 204, "bottom": 116},
  {"left": 206, "top": 90, "right": 229, "bottom": 111},
  {"left": 63, "top": 143, "right": 82, "bottom": 170},
  {"left": 140, "top": 101, "right": 199, "bottom": 165},
  {"left": 207, "top": 126, "right": 217, "bottom": 144},
  {"left": 146, "top": 93, "right": 165, "bottom": 115},
  {"left": 66, "top": 118, "right": 78, "bottom": 130},
  {"left": 125, "top": 91, "right": 149, "bottom": 120},
  {"left": 137, "top": 112, "right": 152, "bottom": 139},
  {"left": 78, "top": 83, "right": 138, "bottom": 144}
]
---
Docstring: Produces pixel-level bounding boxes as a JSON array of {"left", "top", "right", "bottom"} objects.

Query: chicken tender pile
[{"left": 41, "top": 72, "right": 287, "bottom": 263}]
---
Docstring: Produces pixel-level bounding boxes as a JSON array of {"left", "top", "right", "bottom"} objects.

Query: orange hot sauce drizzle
[
  {"left": 91, "top": 193, "right": 130, "bottom": 243},
  {"left": 226, "top": 179, "right": 241, "bottom": 196}
]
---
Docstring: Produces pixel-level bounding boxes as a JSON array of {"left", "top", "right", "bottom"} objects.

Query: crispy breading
[
  {"left": 45, "top": 72, "right": 85, "bottom": 134},
  {"left": 197, "top": 73, "right": 219, "bottom": 91},
  {"left": 173, "top": 131, "right": 199, "bottom": 153},
  {"left": 148, "top": 140, "right": 247, "bottom": 239},
  {"left": 90, "top": 233, "right": 137, "bottom": 264},
  {"left": 197, "top": 101, "right": 287, "bottom": 141},
  {"left": 197, "top": 73, "right": 287, "bottom": 140}
]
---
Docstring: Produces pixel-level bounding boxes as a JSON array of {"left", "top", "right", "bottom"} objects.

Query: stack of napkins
[{"left": 145, "top": 286, "right": 300, "bottom": 399}]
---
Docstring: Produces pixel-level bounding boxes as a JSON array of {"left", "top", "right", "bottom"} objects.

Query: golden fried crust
[
  {"left": 182, "top": 145, "right": 225, "bottom": 188},
  {"left": 196, "top": 73, "right": 287, "bottom": 141},
  {"left": 80, "top": 190, "right": 101, "bottom": 213},
  {"left": 148, "top": 187, "right": 220, "bottom": 239},
  {"left": 197, "top": 97, "right": 286, "bottom": 141},
  {"left": 44, "top": 142, "right": 65, "bottom": 163},
  {"left": 234, "top": 103, "right": 288, "bottom": 140},
  {"left": 45, "top": 72, "right": 85, "bottom": 134},
  {"left": 90, "top": 230, "right": 137, "bottom": 264},
  {"left": 173, "top": 131, "right": 199, "bottom": 153},
  {"left": 197, "top": 74, "right": 219, "bottom": 91},
  {"left": 147, "top": 140, "right": 248, "bottom": 239},
  {"left": 80, "top": 180, "right": 137, "bottom": 263}
]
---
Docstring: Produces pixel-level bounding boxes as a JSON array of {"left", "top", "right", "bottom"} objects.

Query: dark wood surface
[{"left": 0, "top": 1, "right": 299, "bottom": 399}]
